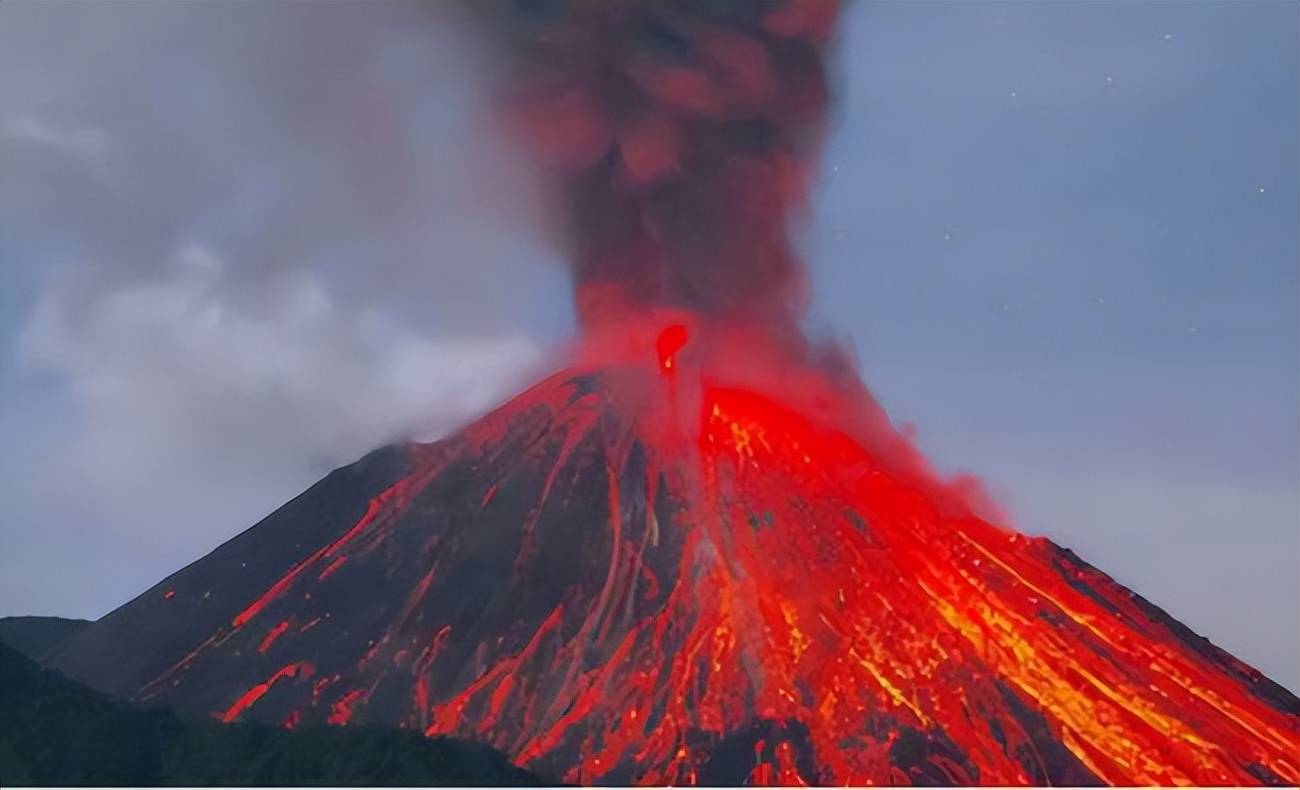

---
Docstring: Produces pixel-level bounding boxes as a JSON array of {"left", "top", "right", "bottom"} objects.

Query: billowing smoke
[{"left": 475, "top": 0, "right": 839, "bottom": 329}]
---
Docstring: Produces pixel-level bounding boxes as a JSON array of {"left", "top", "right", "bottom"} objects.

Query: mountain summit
[{"left": 48, "top": 325, "right": 1299, "bottom": 786}]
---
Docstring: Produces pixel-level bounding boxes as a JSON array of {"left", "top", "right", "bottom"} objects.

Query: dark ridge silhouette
[
  {"left": 0, "top": 640, "right": 549, "bottom": 786},
  {"left": 0, "top": 616, "right": 90, "bottom": 662}
]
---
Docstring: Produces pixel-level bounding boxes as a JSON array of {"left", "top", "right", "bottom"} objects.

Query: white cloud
[
  {"left": 19, "top": 244, "right": 547, "bottom": 471},
  {"left": 3, "top": 114, "right": 107, "bottom": 163},
  {"left": 0, "top": 1, "right": 572, "bottom": 618}
]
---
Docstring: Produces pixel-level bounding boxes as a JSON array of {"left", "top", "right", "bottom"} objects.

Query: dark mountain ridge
[{"left": 0, "top": 616, "right": 90, "bottom": 662}]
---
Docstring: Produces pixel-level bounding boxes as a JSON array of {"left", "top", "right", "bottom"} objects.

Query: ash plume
[{"left": 476, "top": 0, "right": 840, "bottom": 329}]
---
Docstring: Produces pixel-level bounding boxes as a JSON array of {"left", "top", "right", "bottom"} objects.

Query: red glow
[
  {"left": 656, "top": 324, "right": 689, "bottom": 374},
  {"left": 328, "top": 690, "right": 366, "bottom": 726},
  {"left": 258, "top": 620, "right": 290, "bottom": 653},
  {"left": 317, "top": 555, "right": 347, "bottom": 581},
  {"left": 231, "top": 479, "right": 418, "bottom": 628},
  {"left": 219, "top": 662, "right": 314, "bottom": 724}
]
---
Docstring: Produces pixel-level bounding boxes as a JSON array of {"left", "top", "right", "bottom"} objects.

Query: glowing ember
[
  {"left": 219, "top": 662, "right": 314, "bottom": 724},
  {"left": 258, "top": 620, "right": 290, "bottom": 654},
  {"left": 656, "top": 324, "right": 689, "bottom": 374}
]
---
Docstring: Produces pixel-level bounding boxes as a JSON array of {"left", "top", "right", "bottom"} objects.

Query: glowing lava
[{"left": 47, "top": 325, "right": 1300, "bottom": 786}]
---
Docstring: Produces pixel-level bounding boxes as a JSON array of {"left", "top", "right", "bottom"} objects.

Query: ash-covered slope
[{"left": 49, "top": 360, "right": 1299, "bottom": 786}]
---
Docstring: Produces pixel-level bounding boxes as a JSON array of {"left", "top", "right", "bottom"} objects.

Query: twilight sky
[{"left": 0, "top": 2, "right": 1295, "bottom": 691}]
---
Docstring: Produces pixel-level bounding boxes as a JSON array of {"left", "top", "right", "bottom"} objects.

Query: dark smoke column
[{"left": 481, "top": 0, "right": 839, "bottom": 329}]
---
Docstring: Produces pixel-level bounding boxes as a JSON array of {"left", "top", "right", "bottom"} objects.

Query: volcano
[
  {"left": 46, "top": 321, "right": 1300, "bottom": 786},
  {"left": 35, "top": 1, "right": 1300, "bottom": 785}
]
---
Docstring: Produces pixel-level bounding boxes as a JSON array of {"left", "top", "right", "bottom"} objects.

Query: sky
[{"left": 0, "top": 2, "right": 1295, "bottom": 691}]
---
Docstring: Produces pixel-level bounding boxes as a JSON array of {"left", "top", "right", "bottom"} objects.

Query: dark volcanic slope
[
  {"left": 0, "top": 640, "right": 547, "bottom": 786},
  {"left": 48, "top": 366, "right": 1300, "bottom": 785},
  {"left": 0, "top": 616, "right": 89, "bottom": 662},
  {"left": 49, "top": 443, "right": 412, "bottom": 700}
]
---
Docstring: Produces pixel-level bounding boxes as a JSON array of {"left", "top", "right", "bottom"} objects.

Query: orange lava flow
[
  {"left": 219, "top": 662, "right": 314, "bottom": 724},
  {"left": 421, "top": 379, "right": 1297, "bottom": 784},
  {"left": 258, "top": 620, "right": 291, "bottom": 653}
]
